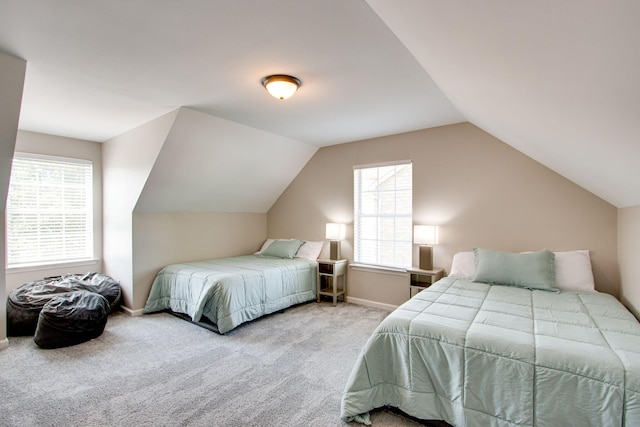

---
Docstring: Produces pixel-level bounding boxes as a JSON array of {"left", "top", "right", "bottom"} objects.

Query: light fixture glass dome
[{"left": 261, "top": 74, "right": 301, "bottom": 100}]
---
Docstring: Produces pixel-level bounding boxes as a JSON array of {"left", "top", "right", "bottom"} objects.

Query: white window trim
[
  {"left": 349, "top": 263, "right": 408, "bottom": 276},
  {"left": 353, "top": 160, "right": 413, "bottom": 170},
  {"left": 6, "top": 259, "right": 101, "bottom": 275},
  {"left": 16, "top": 151, "right": 93, "bottom": 166}
]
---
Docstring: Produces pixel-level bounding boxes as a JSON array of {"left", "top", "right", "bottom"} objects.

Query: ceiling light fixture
[{"left": 261, "top": 74, "right": 301, "bottom": 100}]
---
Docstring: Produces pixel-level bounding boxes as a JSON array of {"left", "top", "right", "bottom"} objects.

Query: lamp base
[
  {"left": 329, "top": 240, "right": 341, "bottom": 260},
  {"left": 419, "top": 245, "right": 433, "bottom": 270}
]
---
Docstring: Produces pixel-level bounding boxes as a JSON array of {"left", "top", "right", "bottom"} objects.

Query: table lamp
[
  {"left": 414, "top": 225, "right": 439, "bottom": 270},
  {"left": 325, "top": 223, "right": 346, "bottom": 260}
]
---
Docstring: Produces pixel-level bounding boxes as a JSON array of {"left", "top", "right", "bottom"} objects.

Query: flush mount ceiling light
[{"left": 261, "top": 74, "right": 301, "bottom": 100}]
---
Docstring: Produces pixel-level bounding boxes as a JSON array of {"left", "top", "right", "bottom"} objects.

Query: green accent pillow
[
  {"left": 259, "top": 239, "right": 304, "bottom": 259},
  {"left": 473, "top": 248, "right": 557, "bottom": 292}
]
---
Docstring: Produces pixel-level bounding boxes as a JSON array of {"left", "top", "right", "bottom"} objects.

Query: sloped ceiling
[
  {"left": 0, "top": 52, "right": 26, "bottom": 205},
  {"left": 367, "top": 0, "right": 640, "bottom": 208},
  {"left": 135, "top": 108, "right": 317, "bottom": 213},
  {"left": 1, "top": 1, "right": 639, "bottom": 208}
]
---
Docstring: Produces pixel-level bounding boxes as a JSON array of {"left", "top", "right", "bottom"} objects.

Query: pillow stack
[
  {"left": 256, "top": 238, "right": 324, "bottom": 260},
  {"left": 449, "top": 249, "right": 595, "bottom": 292}
]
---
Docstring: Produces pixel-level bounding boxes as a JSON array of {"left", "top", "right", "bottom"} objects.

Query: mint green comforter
[
  {"left": 341, "top": 277, "right": 640, "bottom": 426},
  {"left": 143, "top": 255, "right": 316, "bottom": 334}
]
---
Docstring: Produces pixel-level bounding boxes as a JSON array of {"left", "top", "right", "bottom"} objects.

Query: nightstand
[
  {"left": 317, "top": 259, "right": 347, "bottom": 306},
  {"left": 408, "top": 267, "right": 444, "bottom": 298}
]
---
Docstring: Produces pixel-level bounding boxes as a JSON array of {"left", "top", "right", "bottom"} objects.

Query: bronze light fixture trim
[{"left": 261, "top": 74, "right": 302, "bottom": 100}]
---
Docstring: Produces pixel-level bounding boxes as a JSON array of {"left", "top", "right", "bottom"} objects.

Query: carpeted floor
[{"left": 0, "top": 302, "right": 429, "bottom": 427}]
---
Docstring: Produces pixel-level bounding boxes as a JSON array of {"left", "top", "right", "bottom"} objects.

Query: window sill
[
  {"left": 349, "top": 263, "right": 408, "bottom": 276},
  {"left": 6, "top": 259, "right": 101, "bottom": 275}
]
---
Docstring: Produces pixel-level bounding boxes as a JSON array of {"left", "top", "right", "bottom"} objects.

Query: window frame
[
  {"left": 353, "top": 160, "right": 413, "bottom": 269},
  {"left": 6, "top": 152, "right": 94, "bottom": 268}
]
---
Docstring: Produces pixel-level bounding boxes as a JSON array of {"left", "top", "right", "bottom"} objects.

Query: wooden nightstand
[
  {"left": 408, "top": 267, "right": 444, "bottom": 298},
  {"left": 317, "top": 259, "right": 347, "bottom": 306}
]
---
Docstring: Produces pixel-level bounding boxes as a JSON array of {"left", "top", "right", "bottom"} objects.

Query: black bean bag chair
[
  {"left": 6, "top": 273, "right": 121, "bottom": 336},
  {"left": 34, "top": 291, "right": 110, "bottom": 349},
  {"left": 7, "top": 276, "right": 90, "bottom": 336},
  {"left": 74, "top": 272, "right": 122, "bottom": 313}
]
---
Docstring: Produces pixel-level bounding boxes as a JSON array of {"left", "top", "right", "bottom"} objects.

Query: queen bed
[
  {"left": 341, "top": 248, "right": 640, "bottom": 426},
  {"left": 143, "top": 239, "right": 321, "bottom": 334}
]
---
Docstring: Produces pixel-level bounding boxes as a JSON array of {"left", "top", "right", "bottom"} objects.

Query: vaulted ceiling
[{"left": 1, "top": 0, "right": 638, "bottom": 208}]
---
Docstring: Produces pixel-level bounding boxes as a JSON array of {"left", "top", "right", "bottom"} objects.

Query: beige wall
[
  {"left": 131, "top": 212, "right": 267, "bottom": 310},
  {"left": 268, "top": 122, "right": 619, "bottom": 307},
  {"left": 619, "top": 205, "right": 640, "bottom": 317},
  {"left": 5, "top": 131, "right": 103, "bottom": 293},
  {"left": 0, "top": 52, "right": 26, "bottom": 348}
]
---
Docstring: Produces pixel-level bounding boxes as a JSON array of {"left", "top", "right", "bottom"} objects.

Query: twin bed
[
  {"left": 143, "top": 242, "right": 640, "bottom": 426},
  {"left": 143, "top": 239, "right": 321, "bottom": 334},
  {"left": 341, "top": 249, "right": 640, "bottom": 426}
]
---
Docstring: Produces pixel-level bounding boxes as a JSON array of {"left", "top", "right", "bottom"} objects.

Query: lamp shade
[
  {"left": 325, "top": 223, "right": 346, "bottom": 240},
  {"left": 261, "top": 74, "right": 301, "bottom": 100},
  {"left": 414, "top": 225, "right": 439, "bottom": 245}
]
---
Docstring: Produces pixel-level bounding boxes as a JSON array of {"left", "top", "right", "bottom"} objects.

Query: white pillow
[
  {"left": 295, "top": 241, "right": 324, "bottom": 260},
  {"left": 448, "top": 249, "right": 595, "bottom": 292},
  {"left": 449, "top": 251, "right": 476, "bottom": 279},
  {"left": 554, "top": 250, "right": 595, "bottom": 292}
]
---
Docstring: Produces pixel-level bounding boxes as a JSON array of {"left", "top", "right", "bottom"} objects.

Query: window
[
  {"left": 354, "top": 161, "right": 412, "bottom": 269},
  {"left": 6, "top": 153, "right": 93, "bottom": 267}
]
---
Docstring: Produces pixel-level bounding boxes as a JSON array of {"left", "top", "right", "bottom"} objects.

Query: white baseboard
[
  {"left": 120, "top": 306, "right": 144, "bottom": 317},
  {"left": 346, "top": 296, "right": 398, "bottom": 312},
  {"left": 0, "top": 338, "right": 9, "bottom": 351}
]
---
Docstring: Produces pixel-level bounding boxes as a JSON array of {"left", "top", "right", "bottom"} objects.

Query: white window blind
[
  {"left": 6, "top": 153, "right": 93, "bottom": 267},
  {"left": 354, "top": 161, "right": 412, "bottom": 268}
]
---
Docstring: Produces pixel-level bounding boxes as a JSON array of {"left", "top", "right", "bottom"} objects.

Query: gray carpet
[{"left": 0, "top": 302, "right": 427, "bottom": 427}]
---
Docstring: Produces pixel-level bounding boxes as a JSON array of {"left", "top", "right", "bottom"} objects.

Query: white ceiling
[
  {"left": 0, "top": 0, "right": 462, "bottom": 145},
  {"left": 1, "top": 0, "right": 639, "bottom": 208}
]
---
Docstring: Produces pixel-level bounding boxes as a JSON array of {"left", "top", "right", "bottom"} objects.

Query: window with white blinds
[
  {"left": 353, "top": 161, "right": 412, "bottom": 269},
  {"left": 6, "top": 153, "right": 93, "bottom": 267}
]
